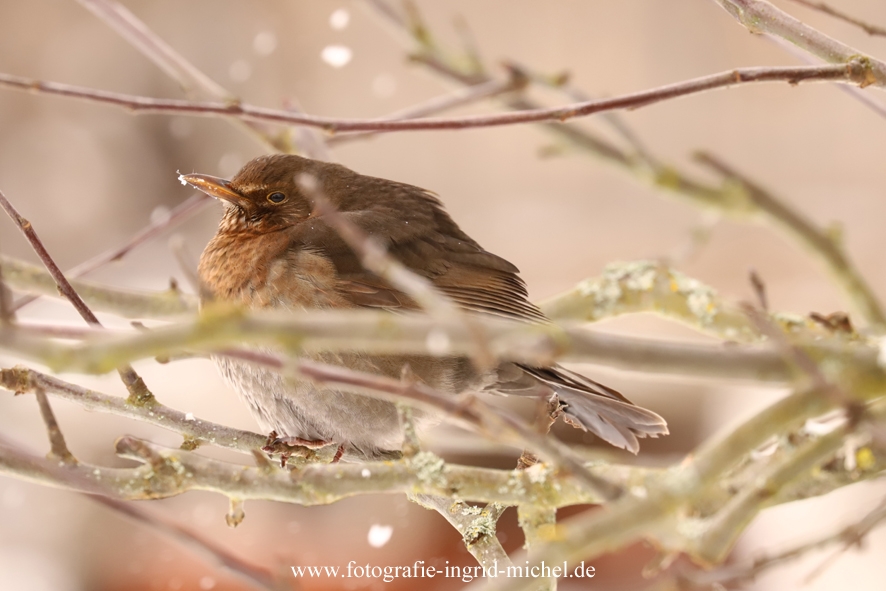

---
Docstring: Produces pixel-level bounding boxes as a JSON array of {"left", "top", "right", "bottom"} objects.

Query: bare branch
[
  {"left": 12, "top": 193, "right": 210, "bottom": 312},
  {"left": 0, "top": 63, "right": 875, "bottom": 134},
  {"left": 1, "top": 255, "right": 197, "bottom": 318},
  {"left": 695, "top": 152, "right": 886, "bottom": 330},
  {"left": 786, "top": 0, "right": 886, "bottom": 38},
  {"left": 0, "top": 189, "right": 153, "bottom": 404},
  {"left": 74, "top": 0, "right": 283, "bottom": 151},
  {"left": 34, "top": 390, "right": 76, "bottom": 464},
  {"left": 1, "top": 366, "right": 267, "bottom": 454},
  {"left": 712, "top": 0, "right": 886, "bottom": 86},
  {"left": 0, "top": 434, "right": 280, "bottom": 591}
]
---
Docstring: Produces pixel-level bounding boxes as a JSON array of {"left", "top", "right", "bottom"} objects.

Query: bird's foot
[{"left": 262, "top": 430, "right": 337, "bottom": 467}]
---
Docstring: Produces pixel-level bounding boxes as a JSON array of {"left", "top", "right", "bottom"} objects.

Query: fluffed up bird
[{"left": 180, "top": 154, "right": 667, "bottom": 461}]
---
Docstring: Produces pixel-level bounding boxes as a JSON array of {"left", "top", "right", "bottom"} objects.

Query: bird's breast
[{"left": 198, "top": 230, "right": 350, "bottom": 310}]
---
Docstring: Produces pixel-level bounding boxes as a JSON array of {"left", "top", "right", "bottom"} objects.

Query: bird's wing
[{"left": 293, "top": 179, "right": 547, "bottom": 322}]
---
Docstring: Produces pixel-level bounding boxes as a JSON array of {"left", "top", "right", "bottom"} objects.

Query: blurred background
[{"left": 1, "top": 0, "right": 886, "bottom": 589}]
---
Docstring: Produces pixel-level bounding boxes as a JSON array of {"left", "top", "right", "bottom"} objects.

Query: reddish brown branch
[
  {"left": 0, "top": 62, "right": 873, "bottom": 134},
  {"left": 12, "top": 193, "right": 210, "bottom": 312},
  {"left": 0, "top": 188, "right": 152, "bottom": 403}
]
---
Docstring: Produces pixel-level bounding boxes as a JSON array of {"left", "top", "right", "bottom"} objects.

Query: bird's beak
[{"left": 179, "top": 173, "right": 245, "bottom": 205}]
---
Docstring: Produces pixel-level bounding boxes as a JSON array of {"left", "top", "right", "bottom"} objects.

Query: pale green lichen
[
  {"left": 670, "top": 269, "right": 718, "bottom": 325},
  {"left": 579, "top": 261, "right": 661, "bottom": 318},
  {"left": 462, "top": 514, "right": 496, "bottom": 545},
  {"left": 461, "top": 504, "right": 482, "bottom": 516},
  {"left": 772, "top": 312, "right": 808, "bottom": 332},
  {"left": 676, "top": 515, "right": 708, "bottom": 540},
  {"left": 410, "top": 451, "right": 446, "bottom": 487},
  {"left": 525, "top": 462, "right": 551, "bottom": 485}
]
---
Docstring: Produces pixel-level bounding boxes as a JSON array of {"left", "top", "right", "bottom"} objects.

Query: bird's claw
[{"left": 261, "top": 430, "right": 343, "bottom": 467}]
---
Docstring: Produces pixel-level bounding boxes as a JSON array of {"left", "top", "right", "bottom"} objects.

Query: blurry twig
[
  {"left": 0, "top": 433, "right": 281, "bottom": 591},
  {"left": 327, "top": 75, "right": 527, "bottom": 146},
  {"left": 74, "top": 0, "right": 283, "bottom": 151},
  {"left": 12, "top": 193, "right": 210, "bottom": 312},
  {"left": 34, "top": 390, "right": 76, "bottom": 464},
  {"left": 0, "top": 62, "right": 875, "bottom": 132},
  {"left": 688, "top": 493, "right": 886, "bottom": 587},
  {"left": 0, "top": 255, "right": 197, "bottom": 318},
  {"left": 711, "top": 0, "right": 886, "bottom": 86},
  {"left": 695, "top": 152, "right": 886, "bottom": 330},
  {"left": 1, "top": 366, "right": 267, "bottom": 454},
  {"left": 786, "top": 0, "right": 886, "bottom": 38},
  {"left": 0, "top": 189, "right": 153, "bottom": 404},
  {"left": 0, "top": 304, "right": 813, "bottom": 382}
]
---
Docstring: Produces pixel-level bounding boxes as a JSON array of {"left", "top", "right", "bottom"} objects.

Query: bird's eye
[{"left": 267, "top": 192, "right": 286, "bottom": 203}]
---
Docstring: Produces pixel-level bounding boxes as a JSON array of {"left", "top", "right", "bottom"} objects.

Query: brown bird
[{"left": 181, "top": 154, "right": 667, "bottom": 461}]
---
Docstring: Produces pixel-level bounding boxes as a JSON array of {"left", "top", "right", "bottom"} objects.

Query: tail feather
[{"left": 516, "top": 364, "right": 668, "bottom": 454}]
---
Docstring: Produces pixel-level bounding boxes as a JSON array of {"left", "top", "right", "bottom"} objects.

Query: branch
[
  {"left": 1, "top": 366, "right": 267, "bottom": 454},
  {"left": 11, "top": 193, "right": 210, "bottom": 312},
  {"left": 0, "top": 63, "right": 875, "bottom": 134},
  {"left": 694, "top": 152, "right": 886, "bottom": 330},
  {"left": 0, "top": 434, "right": 280, "bottom": 591},
  {"left": 472, "top": 380, "right": 886, "bottom": 591},
  {"left": 539, "top": 261, "right": 761, "bottom": 341},
  {"left": 74, "top": 0, "right": 284, "bottom": 152},
  {"left": 712, "top": 0, "right": 886, "bottom": 86},
  {"left": 1, "top": 305, "right": 811, "bottom": 384},
  {"left": 1, "top": 255, "right": 197, "bottom": 318},
  {"left": 0, "top": 435, "right": 608, "bottom": 507},
  {"left": 786, "top": 0, "right": 886, "bottom": 37},
  {"left": 0, "top": 189, "right": 152, "bottom": 404},
  {"left": 410, "top": 495, "right": 512, "bottom": 571}
]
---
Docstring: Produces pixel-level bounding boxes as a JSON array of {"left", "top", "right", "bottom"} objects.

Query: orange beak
[{"left": 179, "top": 173, "right": 246, "bottom": 206}]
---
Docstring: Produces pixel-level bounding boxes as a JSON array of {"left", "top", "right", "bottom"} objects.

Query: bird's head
[{"left": 179, "top": 154, "right": 334, "bottom": 233}]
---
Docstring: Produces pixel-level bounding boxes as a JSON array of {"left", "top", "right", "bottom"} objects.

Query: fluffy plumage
[{"left": 188, "top": 154, "right": 668, "bottom": 458}]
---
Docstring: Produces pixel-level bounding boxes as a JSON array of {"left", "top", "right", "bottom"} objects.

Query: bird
[{"left": 180, "top": 154, "right": 667, "bottom": 461}]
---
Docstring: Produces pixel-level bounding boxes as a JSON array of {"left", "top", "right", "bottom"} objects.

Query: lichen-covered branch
[
  {"left": 1, "top": 255, "right": 197, "bottom": 318},
  {"left": 0, "top": 304, "right": 807, "bottom": 383},
  {"left": 1, "top": 366, "right": 267, "bottom": 453},
  {"left": 540, "top": 260, "right": 760, "bottom": 341}
]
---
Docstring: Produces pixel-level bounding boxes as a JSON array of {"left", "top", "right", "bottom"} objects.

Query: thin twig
[
  {"left": 0, "top": 242, "right": 12, "bottom": 325},
  {"left": 694, "top": 152, "right": 886, "bottom": 330},
  {"left": 34, "top": 389, "right": 76, "bottom": 464},
  {"left": 786, "top": 0, "right": 886, "bottom": 37},
  {"left": 0, "top": 189, "right": 153, "bottom": 403},
  {"left": 711, "top": 0, "right": 886, "bottom": 86},
  {"left": 12, "top": 193, "right": 210, "bottom": 312},
  {"left": 327, "top": 75, "right": 527, "bottom": 146},
  {"left": 690, "top": 493, "right": 886, "bottom": 587},
  {"left": 74, "top": 0, "right": 282, "bottom": 151},
  {"left": 0, "top": 63, "right": 875, "bottom": 134},
  {"left": 0, "top": 433, "right": 280, "bottom": 591},
  {"left": 1, "top": 366, "right": 267, "bottom": 454},
  {"left": 1, "top": 255, "right": 197, "bottom": 319}
]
